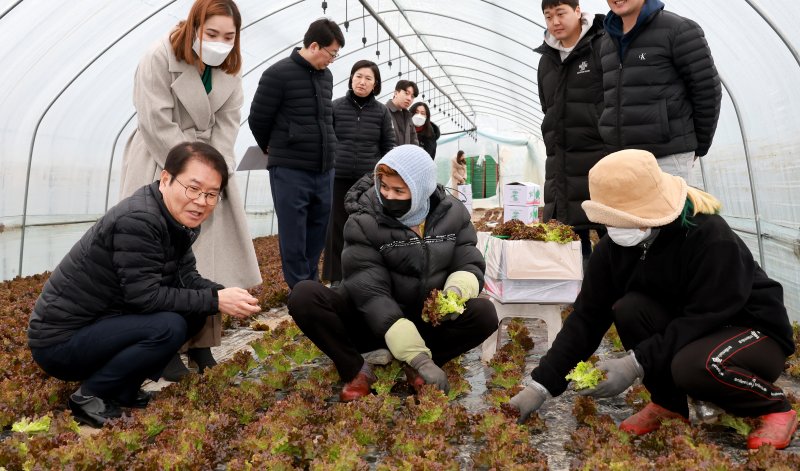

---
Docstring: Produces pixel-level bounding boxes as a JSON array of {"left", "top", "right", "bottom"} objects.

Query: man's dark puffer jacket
[
  {"left": 536, "top": 14, "right": 606, "bottom": 229},
  {"left": 249, "top": 47, "right": 337, "bottom": 172},
  {"left": 28, "top": 182, "right": 222, "bottom": 348},
  {"left": 598, "top": 9, "right": 721, "bottom": 157},
  {"left": 340, "top": 174, "right": 485, "bottom": 337},
  {"left": 332, "top": 91, "right": 395, "bottom": 180}
]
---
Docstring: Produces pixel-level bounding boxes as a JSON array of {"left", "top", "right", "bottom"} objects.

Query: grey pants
[{"left": 656, "top": 151, "right": 695, "bottom": 180}]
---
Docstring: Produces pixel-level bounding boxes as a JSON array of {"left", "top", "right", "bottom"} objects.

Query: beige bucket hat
[{"left": 581, "top": 149, "right": 688, "bottom": 228}]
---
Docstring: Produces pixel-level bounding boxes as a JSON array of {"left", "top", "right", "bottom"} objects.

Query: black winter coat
[
  {"left": 341, "top": 174, "right": 485, "bottom": 338},
  {"left": 386, "top": 100, "right": 419, "bottom": 146},
  {"left": 28, "top": 182, "right": 222, "bottom": 348},
  {"left": 531, "top": 214, "right": 793, "bottom": 396},
  {"left": 249, "top": 48, "right": 337, "bottom": 172},
  {"left": 536, "top": 14, "right": 606, "bottom": 230},
  {"left": 332, "top": 91, "right": 395, "bottom": 180},
  {"left": 416, "top": 122, "right": 440, "bottom": 159},
  {"left": 598, "top": 8, "right": 722, "bottom": 157}
]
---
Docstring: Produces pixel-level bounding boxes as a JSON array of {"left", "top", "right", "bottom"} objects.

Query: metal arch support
[
  {"left": 401, "top": 50, "right": 538, "bottom": 90},
  {"left": 468, "top": 109, "right": 541, "bottom": 138},
  {"left": 358, "top": 0, "right": 476, "bottom": 130},
  {"left": 719, "top": 78, "right": 766, "bottom": 268},
  {"left": 377, "top": 7, "right": 534, "bottom": 52},
  {"left": 426, "top": 94, "right": 543, "bottom": 126},
  {"left": 463, "top": 103, "right": 542, "bottom": 130},
  {"left": 331, "top": 32, "right": 540, "bottom": 88},
  {"left": 105, "top": 113, "right": 137, "bottom": 212},
  {"left": 423, "top": 82, "right": 544, "bottom": 123},
  {"left": 18, "top": 0, "right": 178, "bottom": 277},
  {"left": 744, "top": 0, "right": 800, "bottom": 69},
  {"left": 464, "top": 103, "right": 542, "bottom": 130},
  {"left": 478, "top": 0, "right": 546, "bottom": 30},
  {"left": 0, "top": 0, "right": 23, "bottom": 21},
  {"left": 425, "top": 71, "right": 539, "bottom": 100},
  {"left": 389, "top": 0, "right": 475, "bottom": 117},
  {"left": 425, "top": 77, "right": 542, "bottom": 112}
]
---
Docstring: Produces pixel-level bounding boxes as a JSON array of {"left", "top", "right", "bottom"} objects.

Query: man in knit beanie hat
[{"left": 287, "top": 145, "right": 498, "bottom": 402}]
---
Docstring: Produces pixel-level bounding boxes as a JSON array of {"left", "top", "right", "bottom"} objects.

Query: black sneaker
[
  {"left": 112, "top": 389, "right": 154, "bottom": 409},
  {"left": 68, "top": 394, "right": 122, "bottom": 428}
]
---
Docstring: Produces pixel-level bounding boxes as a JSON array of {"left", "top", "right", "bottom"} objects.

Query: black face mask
[{"left": 381, "top": 198, "right": 412, "bottom": 218}]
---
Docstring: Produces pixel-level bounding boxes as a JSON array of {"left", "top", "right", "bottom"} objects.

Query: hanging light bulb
[{"left": 322, "top": 1, "right": 327, "bottom": 13}]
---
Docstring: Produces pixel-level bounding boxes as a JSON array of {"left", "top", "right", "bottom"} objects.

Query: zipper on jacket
[
  {"left": 616, "top": 63, "right": 623, "bottom": 146},
  {"left": 639, "top": 241, "right": 649, "bottom": 260}
]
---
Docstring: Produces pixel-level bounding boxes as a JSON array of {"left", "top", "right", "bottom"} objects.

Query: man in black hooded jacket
[{"left": 536, "top": 0, "right": 607, "bottom": 262}]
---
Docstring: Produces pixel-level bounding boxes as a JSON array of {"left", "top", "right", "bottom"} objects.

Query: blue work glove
[
  {"left": 580, "top": 351, "right": 643, "bottom": 398},
  {"left": 508, "top": 382, "right": 550, "bottom": 424},
  {"left": 409, "top": 353, "right": 450, "bottom": 393}
]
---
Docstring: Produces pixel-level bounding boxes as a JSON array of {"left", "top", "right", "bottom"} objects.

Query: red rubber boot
[
  {"left": 620, "top": 402, "right": 689, "bottom": 435},
  {"left": 340, "top": 372, "right": 374, "bottom": 402},
  {"left": 747, "top": 410, "right": 798, "bottom": 450}
]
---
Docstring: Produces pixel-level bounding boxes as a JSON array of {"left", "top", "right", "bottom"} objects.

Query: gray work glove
[
  {"left": 508, "top": 382, "right": 550, "bottom": 424},
  {"left": 580, "top": 351, "right": 643, "bottom": 398},
  {"left": 409, "top": 353, "right": 450, "bottom": 393}
]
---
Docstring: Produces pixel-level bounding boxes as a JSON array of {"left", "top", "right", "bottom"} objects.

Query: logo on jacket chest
[
  {"left": 576, "top": 61, "right": 590, "bottom": 75},
  {"left": 379, "top": 233, "right": 457, "bottom": 252}
]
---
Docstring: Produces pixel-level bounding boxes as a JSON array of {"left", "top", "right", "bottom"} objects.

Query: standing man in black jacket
[
  {"left": 248, "top": 18, "right": 345, "bottom": 288},
  {"left": 536, "top": 0, "right": 606, "bottom": 262},
  {"left": 598, "top": 0, "right": 722, "bottom": 179},
  {"left": 386, "top": 80, "right": 420, "bottom": 146},
  {"left": 28, "top": 142, "right": 261, "bottom": 428}
]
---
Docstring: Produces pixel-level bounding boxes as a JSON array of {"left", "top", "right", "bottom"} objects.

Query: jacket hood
[
  {"left": 536, "top": 13, "right": 604, "bottom": 55},
  {"left": 344, "top": 172, "right": 449, "bottom": 224}
]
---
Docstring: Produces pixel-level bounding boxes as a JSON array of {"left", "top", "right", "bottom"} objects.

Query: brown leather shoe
[{"left": 340, "top": 372, "right": 374, "bottom": 402}]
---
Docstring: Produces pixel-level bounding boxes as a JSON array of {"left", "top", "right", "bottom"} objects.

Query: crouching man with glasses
[{"left": 27, "top": 141, "right": 261, "bottom": 428}]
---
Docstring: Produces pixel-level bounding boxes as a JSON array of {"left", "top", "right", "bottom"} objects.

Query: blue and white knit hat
[{"left": 374, "top": 144, "right": 437, "bottom": 227}]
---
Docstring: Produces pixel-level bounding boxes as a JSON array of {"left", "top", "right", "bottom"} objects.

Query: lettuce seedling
[
  {"left": 421, "top": 289, "right": 468, "bottom": 326},
  {"left": 565, "top": 361, "right": 606, "bottom": 390},
  {"left": 11, "top": 415, "right": 51, "bottom": 434}
]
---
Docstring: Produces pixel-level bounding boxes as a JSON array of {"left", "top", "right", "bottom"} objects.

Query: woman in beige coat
[{"left": 119, "top": 0, "right": 261, "bottom": 379}]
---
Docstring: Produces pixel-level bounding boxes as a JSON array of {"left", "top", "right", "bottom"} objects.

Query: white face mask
[
  {"left": 192, "top": 37, "right": 234, "bottom": 67},
  {"left": 607, "top": 227, "right": 652, "bottom": 247},
  {"left": 412, "top": 114, "right": 427, "bottom": 127}
]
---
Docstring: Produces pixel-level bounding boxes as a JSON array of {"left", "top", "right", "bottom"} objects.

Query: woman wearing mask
[
  {"left": 411, "top": 102, "right": 440, "bottom": 159},
  {"left": 290, "top": 145, "right": 497, "bottom": 402},
  {"left": 509, "top": 150, "right": 796, "bottom": 450},
  {"left": 119, "top": 0, "right": 261, "bottom": 380},
  {"left": 323, "top": 60, "right": 395, "bottom": 286}
]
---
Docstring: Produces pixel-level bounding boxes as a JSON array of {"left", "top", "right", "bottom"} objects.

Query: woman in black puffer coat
[
  {"left": 323, "top": 60, "right": 395, "bottom": 284},
  {"left": 411, "top": 101, "right": 440, "bottom": 159},
  {"left": 290, "top": 145, "right": 497, "bottom": 402}
]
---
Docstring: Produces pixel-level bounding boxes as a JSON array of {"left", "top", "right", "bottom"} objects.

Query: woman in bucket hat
[{"left": 509, "top": 149, "right": 796, "bottom": 450}]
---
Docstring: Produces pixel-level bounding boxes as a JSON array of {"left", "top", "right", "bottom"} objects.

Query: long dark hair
[{"left": 411, "top": 101, "right": 434, "bottom": 138}]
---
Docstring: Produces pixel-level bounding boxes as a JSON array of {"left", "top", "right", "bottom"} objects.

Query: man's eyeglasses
[
  {"left": 173, "top": 177, "right": 221, "bottom": 205},
  {"left": 321, "top": 46, "right": 339, "bottom": 60}
]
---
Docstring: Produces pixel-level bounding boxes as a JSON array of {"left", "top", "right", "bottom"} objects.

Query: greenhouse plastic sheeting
[{"left": 0, "top": 0, "right": 798, "bottom": 319}]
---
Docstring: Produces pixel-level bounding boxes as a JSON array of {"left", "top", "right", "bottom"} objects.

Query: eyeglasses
[
  {"left": 172, "top": 177, "right": 221, "bottom": 205},
  {"left": 321, "top": 46, "right": 339, "bottom": 60}
]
